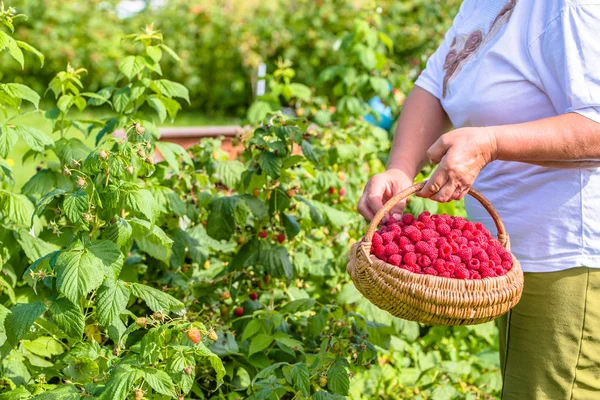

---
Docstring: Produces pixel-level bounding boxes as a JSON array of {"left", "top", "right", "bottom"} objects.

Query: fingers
[
  {"left": 452, "top": 185, "right": 469, "bottom": 201},
  {"left": 427, "top": 136, "right": 451, "bottom": 165},
  {"left": 416, "top": 168, "right": 448, "bottom": 199},
  {"left": 358, "top": 184, "right": 375, "bottom": 221}
]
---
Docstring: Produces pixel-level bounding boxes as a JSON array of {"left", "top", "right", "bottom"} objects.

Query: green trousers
[{"left": 497, "top": 267, "right": 600, "bottom": 399}]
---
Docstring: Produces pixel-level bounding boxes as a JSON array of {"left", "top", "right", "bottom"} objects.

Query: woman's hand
[
  {"left": 358, "top": 169, "right": 414, "bottom": 221},
  {"left": 417, "top": 127, "right": 498, "bottom": 202}
]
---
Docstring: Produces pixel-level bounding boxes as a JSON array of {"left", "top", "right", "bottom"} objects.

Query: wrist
[
  {"left": 484, "top": 126, "right": 500, "bottom": 162},
  {"left": 385, "top": 165, "right": 416, "bottom": 182}
]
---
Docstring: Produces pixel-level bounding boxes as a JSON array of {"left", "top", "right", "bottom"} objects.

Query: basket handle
[{"left": 364, "top": 180, "right": 509, "bottom": 248}]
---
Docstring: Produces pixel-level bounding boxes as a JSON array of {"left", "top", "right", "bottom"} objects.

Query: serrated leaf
[
  {"left": 288, "top": 83, "right": 312, "bottom": 102},
  {"left": 16, "top": 40, "right": 44, "bottom": 67},
  {"left": 15, "top": 230, "right": 59, "bottom": 261},
  {"left": 87, "top": 240, "right": 124, "bottom": 280},
  {"left": 301, "top": 140, "right": 319, "bottom": 163},
  {"left": 147, "top": 95, "right": 167, "bottom": 122},
  {"left": 49, "top": 297, "right": 84, "bottom": 339},
  {"left": 240, "top": 194, "right": 267, "bottom": 220},
  {"left": 259, "top": 244, "right": 293, "bottom": 280},
  {"left": 156, "top": 141, "right": 193, "bottom": 171},
  {"left": 33, "top": 188, "right": 68, "bottom": 222},
  {"left": 327, "top": 359, "right": 349, "bottom": 396},
  {"left": 151, "top": 79, "right": 190, "bottom": 103},
  {"left": 248, "top": 334, "right": 273, "bottom": 356},
  {"left": 130, "top": 218, "right": 173, "bottom": 264},
  {"left": 297, "top": 196, "right": 324, "bottom": 225},
  {"left": 291, "top": 363, "right": 310, "bottom": 397},
  {"left": 96, "top": 279, "right": 130, "bottom": 328},
  {"left": 142, "top": 368, "right": 176, "bottom": 397},
  {"left": 119, "top": 56, "right": 146, "bottom": 80},
  {"left": 242, "top": 319, "right": 263, "bottom": 341},
  {"left": 214, "top": 159, "right": 245, "bottom": 189},
  {"left": 112, "top": 87, "right": 131, "bottom": 113},
  {"left": 1, "top": 83, "right": 40, "bottom": 108},
  {"left": 247, "top": 101, "right": 272, "bottom": 124},
  {"left": 98, "top": 365, "right": 141, "bottom": 400},
  {"left": 63, "top": 190, "right": 89, "bottom": 224},
  {"left": 0, "top": 125, "right": 18, "bottom": 158},
  {"left": 55, "top": 244, "right": 105, "bottom": 304},
  {"left": 9, "top": 125, "right": 53, "bottom": 152},
  {"left": 87, "top": 87, "right": 114, "bottom": 106},
  {"left": 123, "top": 189, "right": 157, "bottom": 222},
  {"left": 206, "top": 196, "right": 238, "bottom": 241},
  {"left": 1, "top": 192, "right": 35, "bottom": 228},
  {"left": 130, "top": 283, "right": 184, "bottom": 314},
  {"left": 54, "top": 137, "right": 91, "bottom": 165},
  {"left": 258, "top": 152, "right": 282, "bottom": 179},
  {"left": 281, "top": 213, "right": 300, "bottom": 239},
  {"left": 193, "top": 342, "right": 226, "bottom": 385},
  {"left": 31, "top": 385, "right": 80, "bottom": 400},
  {"left": 6, "top": 302, "right": 46, "bottom": 346},
  {"left": 102, "top": 217, "right": 132, "bottom": 248}
]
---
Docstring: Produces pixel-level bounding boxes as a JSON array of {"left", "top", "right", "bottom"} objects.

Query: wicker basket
[{"left": 347, "top": 181, "right": 524, "bottom": 326}]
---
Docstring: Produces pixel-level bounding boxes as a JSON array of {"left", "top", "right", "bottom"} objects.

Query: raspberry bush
[{"left": 0, "top": 4, "right": 503, "bottom": 400}]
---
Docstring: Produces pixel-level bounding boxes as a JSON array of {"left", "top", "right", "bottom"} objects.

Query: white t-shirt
[{"left": 414, "top": 0, "right": 600, "bottom": 273}]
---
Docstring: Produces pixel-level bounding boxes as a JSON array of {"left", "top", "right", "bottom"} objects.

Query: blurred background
[{"left": 2, "top": 0, "right": 460, "bottom": 122}]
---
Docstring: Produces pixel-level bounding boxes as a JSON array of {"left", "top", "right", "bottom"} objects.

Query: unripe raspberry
[
  {"left": 62, "top": 166, "right": 71, "bottom": 176},
  {"left": 137, "top": 149, "right": 146, "bottom": 158},
  {"left": 388, "top": 254, "right": 402, "bottom": 266},
  {"left": 187, "top": 327, "right": 201, "bottom": 344},
  {"left": 404, "top": 252, "right": 417, "bottom": 267},
  {"left": 184, "top": 366, "right": 193, "bottom": 376},
  {"left": 134, "top": 389, "right": 145, "bottom": 400},
  {"left": 135, "top": 317, "right": 147, "bottom": 328},
  {"left": 319, "top": 375, "right": 328, "bottom": 387},
  {"left": 328, "top": 187, "right": 336, "bottom": 195},
  {"left": 76, "top": 176, "right": 86, "bottom": 187},
  {"left": 401, "top": 213, "right": 415, "bottom": 225},
  {"left": 126, "top": 165, "right": 134, "bottom": 175},
  {"left": 253, "top": 188, "right": 261, "bottom": 197},
  {"left": 339, "top": 188, "right": 346, "bottom": 196},
  {"left": 286, "top": 188, "right": 296, "bottom": 198},
  {"left": 98, "top": 150, "right": 108, "bottom": 160},
  {"left": 83, "top": 213, "right": 93, "bottom": 223},
  {"left": 234, "top": 307, "right": 244, "bottom": 316},
  {"left": 207, "top": 330, "right": 218, "bottom": 341},
  {"left": 144, "top": 155, "right": 154, "bottom": 164},
  {"left": 221, "top": 292, "right": 231, "bottom": 300},
  {"left": 134, "top": 122, "right": 145, "bottom": 135}
]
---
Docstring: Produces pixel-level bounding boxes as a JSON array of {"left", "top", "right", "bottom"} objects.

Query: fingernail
[{"left": 392, "top": 213, "right": 402, "bottom": 220}]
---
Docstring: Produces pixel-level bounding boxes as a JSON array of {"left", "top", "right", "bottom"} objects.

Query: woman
[{"left": 358, "top": 1, "right": 600, "bottom": 398}]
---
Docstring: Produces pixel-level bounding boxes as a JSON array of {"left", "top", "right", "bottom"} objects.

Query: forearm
[
  {"left": 491, "top": 113, "right": 600, "bottom": 167},
  {"left": 387, "top": 86, "right": 452, "bottom": 178}
]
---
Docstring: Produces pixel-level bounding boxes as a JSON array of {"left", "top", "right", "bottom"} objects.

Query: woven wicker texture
[{"left": 347, "top": 181, "right": 524, "bottom": 325}]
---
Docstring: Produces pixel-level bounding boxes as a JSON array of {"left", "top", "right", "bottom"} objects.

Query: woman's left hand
[{"left": 416, "top": 127, "right": 498, "bottom": 202}]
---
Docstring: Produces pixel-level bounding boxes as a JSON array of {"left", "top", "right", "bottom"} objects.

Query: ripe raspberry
[
  {"left": 329, "top": 187, "right": 336, "bottom": 195},
  {"left": 414, "top": 221, "right": 425, "bottom": 230},
  {"left": 401, "top": 243, "right": 416, "bottom": 253},
  {"left": 440, "top": 271, "right": 453, "bottom": 278},
  {"left": 463, "top": 231, "right": 475, "bottom": 241},
  {"left": 372, "top": 245, "right": 386, "bottom": 260},
  {"left": 404, "top": 252, "right": 417, "bottom": 267},
  {"left": 249, "top": 292, "right": 258, "bottom": 301},
  {"left": 276, "top": 233, "right": 286, "bottom": 243},
  {"left": 424, "top": 221, "right": 437, "bottom": 230},
  {"left": 388, "top": 254, "right": 402, "bottom": 266},
  {"left": 494, "top": 267, "right": 505, "bottom": 276},
  {"left": 445, "top": 262, "right": 457, "bottom": 272},
  {"left": 474, "top": 222, "right": 486, "bottom": 232},
  {"left": 470, "top": 271, "right": 482, "bottom": 280},
  {"left": 468, "top": 259, "right": 481, "bottom": 270},
  {"left": 480, "top": 261, "right": 490, "bottom": 270},
  {"left": 452, "top": 217, "right": 467, "bottom": 230},
  {"left": 500, "top": 251, "right": 512, "bottom": 262},
  {"left": 372, "top": 233, "right": 383, "bottom": 246},
  {"left": 426, "top": 246, "right": 439, "bottom": 261},
  {"left": 490, "top": 254, "right": 502, "bottom": 266},
  {"left": 398, "top": 236, "right": 411, "bottom": 248},
  {"left": 436, "top": 223, "right": 451, "bottom": 236},
  {"left": 339, "top": 188, "right": 347, "bottom": 196},
  {"left": 234, "top": 307, "right": 244, "bottom": 316},
  {"left": 450, "top": 241, "right": 460, "bottom": 253},
  {"left": 502, "top": 261, "right": 512, "bottom": 270},
  {"left": 417, "top": 255, "right": 432, "bottom": 268},
  {"left": 468, "top": 240, "right": 481, "bottom": 249},
  {"left": 435, "top": 237, "right": 448, "bottom": 247},
  {"left": 449, "top": 255, "right": 461, "bottom": 265},
  {"left": 258, "top": 230, "right": 268, "bottom": 239},
  {"left": 421, "top": 229, "right": 438, "bottom": 241},
  {"left": 463, "top": 222, "right": 476, "bottom": 233},
  {"left": 488, "top": 260, "right": 497, "bottom": 269},
  {"left": 454, "top": 267, "right": 470, "bottom": 279},
  {"left": 415, "top": 241, "right": 429, "bottom": 254},
  {"left": 473, "top": 249, "right": 489, "bottom": 262},
  {"left": 187, "top": 327, "right": 201, "bottom": 344},
  {"left": 379, "top": 226, "right": 388, "bottom": 234},
  {"left": 448, "top": 231, "right": 461, "bottom": 242},
  {"left": 418, "top": 211, "right": 431, "bottom": 220},
  {"left": 384, "top": 243, "right": 400, "bottom": 256},
  {"left": 456, "top": 246, "right": 472, "bottom": 263},
  {"left": 388, "top": 224, "right": 402, "bottom": 234},
  {"left": 432, "top": 259, "right": 446, "bottom": 273},
  {"left": 382, "top": 232, "right": 395, "bottom": 245},
  {"left": 402, "top": 214, "right": 415, "bottom": 225},
  {"left": 423, "top": 267, "right": 438, "bottom": 276},
  {"left": 402, "top": 226, "right": 422, "bottom": 243},
  {"left": 439, "top": 244, "right": 453, "bottom": 259},
  {"left": 480, "top": 267, "right": 496, "bottom": 278}
]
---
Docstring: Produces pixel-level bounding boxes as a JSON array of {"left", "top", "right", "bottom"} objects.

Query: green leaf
[
  {"left": 98, "top": 365, "right": 141, "bottom": 400},
  {"left": 31, "top": 385, "right": 80, "bottom": 400},
  {"left": 1, "top": 193, "right": 35, "bottom": 228},
  {"left": 281, "top": 298, "right": 316, "bottom": 314},
  {"left": 327, "top": 359, "right": 349, "bottom": 396},
  {"left": 312, "top": 391, "right": 346, "bottom": 400},
  {"left": 142, "top": 368, "right": 177, "bottom": 397},
  {"left": 291, "top": 363, "right": 310, "bottom": 397},
  {"left": 151, "top": 79, "right": 190, "bottom": 103},
  {"left": 288, "top": 83, "right": 312, "bottom": 102},
  {"left": 247, "top": 101, "right": 273, "bottom": 124},
  {"left": 147, "top": 95, "right": 167, "bottom": 122},
  {"left": 159, "top": 44, "right": 182, "bottom": 62},
  {"left": 6, "top": 302, "right": 46, "bottom": 346},
  {"left": 102, "top": 217, "right": 132, "bottom": 248},
  {"left": 16, "top": 40, "right": 44, "bottom": 67},
  {"left": 260, "top": 244, "right": 293, "bottom": 280},
  {"left": 54, "top": 137, "right": 91, "bottom": 165},
  {"left": 146, "top": 46, "right": 162, "bottom": 62},
  {"left": 297, "top": 196, "right": 324, "bottom": 225},
  {"left": 1, "top": 83, "right": 40, "bottom": 108},
  {"left": 130, "top": 283, "right": 185, "bottom": 314},
  {"left": 63, "top": 357, "right": 99, "bottom": 385},
  {"left": 63, "top": 190, "right": 89, "bottom": 225},
  {"left": 123, "top": 189, "right": 157, "bottom": 222},
  {"left": 431, "top": 385, "right": 459, "bottom": 400},
  {"left": 301, "top": 140, "right": 319, "bottom": 163},
  {"left": 242, "top": 319, "right": 263, "bottom": 341},
  {"left": 358, "top": 47, "right": 376, "bottom": 69},
  {"left": 0, "top": 125, "right": 18, "bottom": 158},
  {"left": 249, "top": 334, "right": 273, "bottom": 356},
  {"left": 22, "top": 336, "right": 64, "bottom": 358},
  {"left": 240, "top": 194, "right": 267, "bottom": 220},
  {"left": 281, "top": 213, "right": 300, "bottom": 239},
  {"left": 9, "top": 125, "right": 53, "bottom": 152},
  {"left": 193, "top": 342, "right": 226, "bottom": 385},
  {"left": 57, "top": 94, "right": 74, "bottom": 113},
  {"left": 87, "top": 87, "right": 114, "bottom": 106},
  {"left": 96, "top": 279, "right": 130, "bottom": 328},
  {"left": 156, "top": 141, "right": 193, "bottom": 171},
  {"left": 6, "top": 37, "right": 24, "bottom": 68},
  {"left": 112, "top": 87, "right": 131, "bottom": 113},
  {"left": 206, "top": 196, "right": 239, "bottom": 241},
  {"left": 49, "top": 297, "right": 84, "bottom": 339},
  {"left": 119, "top": 56, "right": 146, "bottom": 80},
  {"left": 130, "top": 219, "right": 173, "bottom": 264},
  {"left": 55, "top": 243, "right": 106, "bottom": 304},
  {"left": 370, "top": 77, "right": 390, "bottom": 98},
  {"left": 33, "top": 188, "right": 68, "bottom": 222},
  {"left": 258, "top": 152, "right": 282, "bottom": 179},
  {"left": 15, "top": 230, "right": 59, "bottom": 261},
  {"left": 214, "top": 159, "right": 245, "bottom": 189}
]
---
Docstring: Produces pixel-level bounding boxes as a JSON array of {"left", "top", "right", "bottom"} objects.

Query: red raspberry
[
  {"left": 462, "top": 231, "right": 474, "bottom": 241},
  {"left": 258, "top": 230, "right": 268, "bottom": 239},
  {"left": 417, "top": 255, "right": 432, "bottom": 268},
  {"left": 418, "top": 212, "right": 431, "bottom": 222},
  {"left": 426, "top": 246, "right": 438, "bottom": 261},
  {"left": 453, "top": 267, "right": 470, "bottom": 279},
  {"left": 470, "top": 271, "right": 482, "bottom": 280},
  {"left": 403, "top": 252, "right": 417, "bottom": 267},
  {"left": 436, "top": 223, "right": 451, "bottom": 236},
  {"left": 490, "top": 254, "right": 502, "bottom": 266},
  {"left": 488, "top": 260, "right": 497, "bottom": 269},
  {"left": 234, "top": 307, "right": 244, "bottom": 316},
  {"left": 384, "top": 243, "right": 400, "bottom": 256},
  {"left": 400, "top": 265, "right": 414, "bottom": 273},
  {"left": 423, "top": 267, "right": 438, "bottom": 276},
  {"left": 372, "top": 233, "right": 383, "bottom": 247},
  {"left": 415, "top": 241, "right": 429, "bottom": 254},
  {"left": 414, "top": 221, "right": 425, "bottom": 230},
  {"left": 463, "top": 222, "right": 476, "bottom": 233},
  {"left": 382, "top": 232, "right": 395, "bottom": 245},
  {"left": 480, "top": 267, "right": 495, "bottom": 278},
  {"left": 401, "top": 244, "right": 415, "bottom": 253},
  {"left": 480, "top": 261, "right": 490, "bottom": 270},
  {"left": 449, "top": 255, "right": 461, "bottom": 265},
  {"left": 187, "top": 327, "right": 201, "bottom": 344},
  {"left": 425, "top": 221, "right": 437, "bottom": 230},
  {"left": 452, "top": 217, "right": 467, "bottom": 230},
  {"left": 456, "top": 246, "right": 472, "bottom": 263},
  {"left": 474, "top": 222, "right": 486, "bottom": 232},
  {"left": 398, "top": 236, "right": 411, "bottom": 248},
  {"left": 402, "top": 214, "right": 415, "bottom": 225},
  {"left": 440, "top": 271, "right": 453, "bottom": 278},
  {"left": 388, "top": 254, "right": 402, "bottom": 266},
  {"left": 445, "top": 262, "right": 457, "bottom": 272},
  {"left": 413, "top": 265, "right": 423, "bottom": 274},
  {"left": 468, "top": 259, "right": 481, "bottom": 270},
  {"left": 500, "top": 251, "right": 512, "bottom": 262},
  {"left": 250, "top": 292, "right": 258, "bottom": 301},
  {"left": 421, "top": 229, "right": 438, "bottom": 241},
  {"left": 502, "top": 261, "right": 512, "bottom": 270},
  {"left": 372, "top": 245, "right": 386, "bottom": 260},
  {"left": 473, "top": 249, "right": 489, "bottom": 262},
  {"left": 468, "top": 240, "right": 480, "bottom": 249},
  {"left": 276, "top": 233, "right": 286, "bottom": 243},
  {"left": 435, "top": 237, "right": 448, "bottom": 247},
  {"left": 439, "top": 243, "right": 453, "bottom": 259},
  {"left": 450, "top": 242, "right": 460, "bottom": 253},
  {"left": 388, "top": 224, "right": 402, "bottom": 234},
  {"left": 432, "top": 258, "right": 446, "bottom": 272},
  {"left": 402, "top": 226, "right": 422, "bottom": 243},
  {"left": 447, "top": 231, "right": 460, "bottom": 242},
  {"left": 495, "top": 267, "right": 505, "bottom": 276}
]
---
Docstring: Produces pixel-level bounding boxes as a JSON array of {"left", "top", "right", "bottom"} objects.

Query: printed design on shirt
[{"left": 442, "top": 0, "right": 517, "bottom": 98}]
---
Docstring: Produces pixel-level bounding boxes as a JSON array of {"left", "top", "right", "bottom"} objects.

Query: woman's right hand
[{"left": 358, "top": 168, "right": 414, "bottom": 222}]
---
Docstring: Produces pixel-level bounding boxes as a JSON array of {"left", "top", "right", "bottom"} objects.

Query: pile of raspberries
[{"left": 370, "top": 212, "right": 513, "bottom": 279}]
